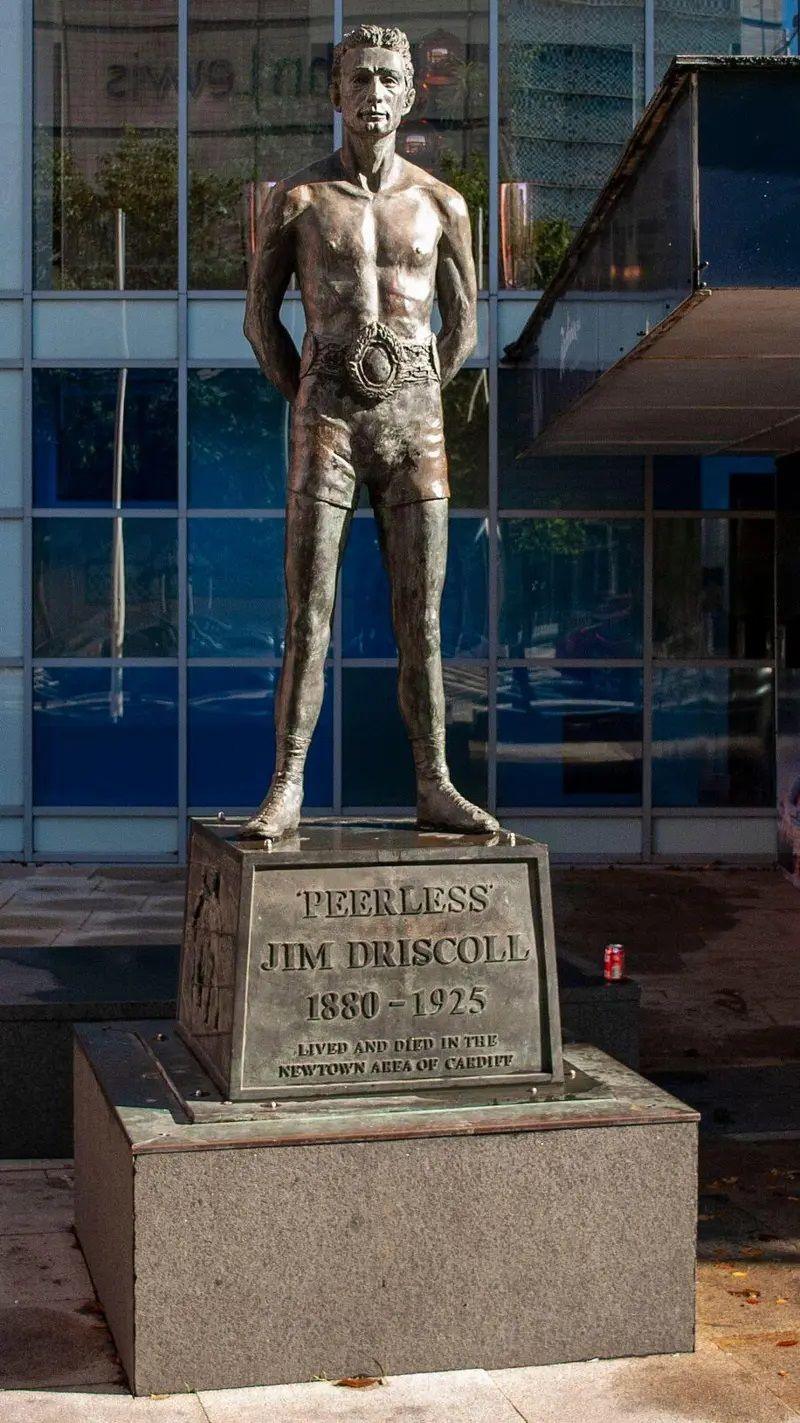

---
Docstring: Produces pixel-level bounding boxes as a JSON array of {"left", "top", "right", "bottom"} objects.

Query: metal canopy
[
  {"left": 526, "top": 287, "right": 800, "bottom": 455},
  {"left": 506, "top": 56, "right": 800, "bottom": 458}
]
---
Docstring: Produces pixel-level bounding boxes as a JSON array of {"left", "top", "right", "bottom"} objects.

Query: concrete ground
[{"left": 1, "top": 862, "right": 799, "bottom": 1418}]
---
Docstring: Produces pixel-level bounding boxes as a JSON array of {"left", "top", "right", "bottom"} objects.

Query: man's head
[{"left": 330, "top": 25, "right": 415, "bottom": 138}]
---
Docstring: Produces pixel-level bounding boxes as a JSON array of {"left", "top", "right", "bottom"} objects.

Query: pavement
[{"left": 0, "top": 862, "right": 799, "bottom": 1419}]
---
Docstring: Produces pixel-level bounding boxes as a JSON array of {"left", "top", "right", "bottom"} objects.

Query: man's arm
[
  {"left": 434, "top": 190, "right": 478, "bottom": 388},
  {"left": 244, "top": 183, "right": 301, "bottom": 404}
]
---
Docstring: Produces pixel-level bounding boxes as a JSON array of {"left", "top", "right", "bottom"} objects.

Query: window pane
[
  {"left": 655, "top": 0, "right": 784, "bottom": 83},
  {"left": 498, "top": 371, "right": 644, "bottom": 508},
  {"left": 188, "top": 517, "right": 285, "bottom": 656},
  {"left": 343, "top": 7, "right": 490, "bottom": 289},
  {"left": 653, "top": 518, "right": 774, "bottom": 659},
  {"left": 341, "top": 516, "right": 489, "bottom": 658},
  {"left": 0, "top": 372, "right": 24, "bottom": 507},
  {"left": 444, "top": 370, "right": 489, "bottom": 508},
  {"left": 33, "top": 1, "right": 178, "bottom": 289},
  {"left": 342, "top": 664, "right": 487, "bottom": 807},
  {"left": 188, "top": 667, "right": 332, "bottom": 808},
  {"left": 188, "top": 369, "right": 287, "bottom": 508},
  {"left": 499, "top": 0, "right": 644, "bottom": 290},
  {"left": 33, "top": 518, "right": 178, "bottom": 657},
  {"left": 33, "top": 370, "right": 178, "bottom": 507},
  {"left": 497, "top": 667, "right": 643, "bottom": 807},
  {"left": 652, "top": 667, "right": 774, "bottom": 808},
  {"left": 33, "top": 667, "right": 178, "bottom": 805},
  {"left": 654, "top": 455, "right": 776, "bottom": 512},
  {"left": 0, "top": 670, "right": 24, "bottom": 805},
  {"left": 188, "top": 1, "right": 334, "bottom": 289},
  {"left": 499, "top": 518, "right": 643, "bottom": 659},
  {"left": 0, "top": 523, "right": 23, "bottom": 658}
]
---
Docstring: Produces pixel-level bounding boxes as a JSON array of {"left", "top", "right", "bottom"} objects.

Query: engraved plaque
[
  {"left": 178, "top": 820, "right": 563, "bottom": 1101},
  {"left": 241, "top": 862, "right": 543, "bottom": 1097}
]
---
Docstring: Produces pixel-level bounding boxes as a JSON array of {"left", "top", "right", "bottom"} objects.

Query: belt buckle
[{"left": 346, "top": 322, "right": 403, "bottom": 400}]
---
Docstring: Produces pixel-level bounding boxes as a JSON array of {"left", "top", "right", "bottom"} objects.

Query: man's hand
[
  {"left": 244, "top": 183, "right": 302, "bottom": 404},
  {"left": 434, "top": 189, "right": 478, "bottom": 388}
]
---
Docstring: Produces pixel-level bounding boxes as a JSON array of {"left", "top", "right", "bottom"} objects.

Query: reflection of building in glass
[{"left": 3, "top": 0, "right": 791, "bottom": 861}]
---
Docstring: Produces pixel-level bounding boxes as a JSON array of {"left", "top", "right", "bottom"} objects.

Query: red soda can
[{"left": 604, "top": 944, "right": 625, "bottom": 981}]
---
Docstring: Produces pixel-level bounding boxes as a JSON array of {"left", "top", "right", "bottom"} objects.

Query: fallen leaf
[
  {"left": 778, "top": 1369, "right": 789, "bottom": 1378},
  {"left": 335, "top": 1376, "right": 384, "bottom": 1389},
  {"left": 698, "top": 1213, "right": 716, "bottom": 1221},
  {"left": 722, "top": 1176, "right": 739, "bottom": 1185},
  {"left": 777, "top": 1298, "right": 789, "bottom": 1305},
  {"left": 731, "top": 1270, "right": 748, "bottom": 1278},
  {"left": 776, "top": 1340, "right": 799, "bottom": 1348}
]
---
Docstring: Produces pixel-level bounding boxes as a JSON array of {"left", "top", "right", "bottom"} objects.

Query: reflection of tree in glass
[{"left": 35, "top": 128, "right": 179, "bottom": 290}]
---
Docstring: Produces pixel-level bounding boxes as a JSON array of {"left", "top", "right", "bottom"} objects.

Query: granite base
[{"left": 74, "top": 1026, "right": 697, "bottom": 1396}]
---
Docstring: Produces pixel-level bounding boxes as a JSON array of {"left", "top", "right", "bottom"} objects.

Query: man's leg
[
  {"left": 244, "top": 493, "right": 351, "bottom": 837},
  {"left": 375, "top": 498, "right": 499, "bottom": 833}
]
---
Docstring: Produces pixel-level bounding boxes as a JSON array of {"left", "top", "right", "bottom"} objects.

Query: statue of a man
[{"left": 243, "top": 23, "right": 498, "bottom": 840}]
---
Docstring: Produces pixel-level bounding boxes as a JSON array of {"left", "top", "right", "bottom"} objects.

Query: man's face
[{"left": 337, "top": 46, "right": 414, "bottom": 138}]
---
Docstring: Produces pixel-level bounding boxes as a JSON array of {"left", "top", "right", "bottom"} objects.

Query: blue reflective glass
[
  {"left": 653, "top": 518, "right": 774, "bottom": 659},
  {"left": 443, "top": 371, "right": 489, "bottom": 508},
  {"left": 342, "top": 666, "right": 488, "bottom": 808},
  {"left": 699, "top": 71, "right": 800, "bottom": 287},
  {"left": 499, "top": 518, "right": 643, "bottom": 658},
  {"left": 33, "top": 518, "right": 178, "bottom": 657},
  {"left": 654, "top": 456, "right": 776, "bottom": 511},
  {"left": 341, "top": 518, "right": 489, "bottom": 658},
  {"left": 188, "top": 668, "right": 332, "bottom": 810},
  {"left": 33, "top": 369, "right": 178, "bottom": 506},
  {"left": 188, "top": 369, "right": 288, "bottom": 508},
  {"left": 33, "top": 667, "right": 178, "bottom": 806},
  {"left": 496, "top": 667, "right": 642, "bottom": 807},
  {"left": 652, "top": 667, "right": 774, "bottom": 808},
  {"left": 498, "top": 371, "right": 644, "bottom": 508},
  {"left": 187, "top": 518, "right": 285, "bottom": 656}
]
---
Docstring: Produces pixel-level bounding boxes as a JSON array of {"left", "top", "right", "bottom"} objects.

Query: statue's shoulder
[
  {"left": 398, "top": 158, "right": 469, "bottom": 227},
  {"left": 267, "top": 155, "right": 340, "bottom": 220}
]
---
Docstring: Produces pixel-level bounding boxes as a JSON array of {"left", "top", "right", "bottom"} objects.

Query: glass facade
[{"left": 3, "top": 0, "right": 791, "bottom": 860}]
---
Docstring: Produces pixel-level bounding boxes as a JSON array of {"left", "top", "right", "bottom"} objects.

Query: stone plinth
[
  {"left": 178, "top": 819, "right": 563, "bottom": 1100},
  {"left": 74, "top": 1025, "right": 698, "bottom": 1396}
]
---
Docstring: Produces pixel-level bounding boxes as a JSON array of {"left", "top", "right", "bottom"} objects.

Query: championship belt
[{"left": 309, "top": 322, "right": 439, "bottom": 401}]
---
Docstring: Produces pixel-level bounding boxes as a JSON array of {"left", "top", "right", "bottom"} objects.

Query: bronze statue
[{"left": 243, "top": 23, "right": 498, "bottom": 839}]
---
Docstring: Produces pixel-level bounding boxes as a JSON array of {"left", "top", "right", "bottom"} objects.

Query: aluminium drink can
[{"left": 604, "top": 943, "right": 625, "bottom": 981}]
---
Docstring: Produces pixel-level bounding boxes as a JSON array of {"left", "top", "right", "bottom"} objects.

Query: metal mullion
[
  {"left": 33, "top": 805, "right": 178, "bottom": 816},
  {"left": 653, "top": 806, "right": 774, "bottom": 818},
  {"left": 652, "top": 658, "right": 775, "bottom": 669},
  {"left": 32, "top": 658, "right": 179, "bottom": 669},
  {"left": 188, "top": 508, "right": 283, "bottom": 519},
  {"left": 188, "top": 657, "right": 288, "bottom": 668},
  {"left": 492, "top": 806, "right": 641, "bottom": 819},
  {"left": 487, "top": 0, "right": 499, "bottom": 816},
  {"left": 333, "top": 0, "right": 343, "bottom": 149},
  {"left": 497, "top": 658, "right": 643, "bottom": 669},
  {"left": 22, "top": 0, "right": 33, "bottom": 862},
  {"left": 642, "top": 455, "right": 654, "bottom": 861},
  {"left": 177, "top": 0, "right": 189, "bottom": 864},
  {"left": 32, "top": 507, "right": 177, "bottom": 518},
  {"left": 33, "top": 290, "right": 179, "bottom": 301},
  {"left": 499, "top": 508, "right": 645, "bottom": 519},
  {"left": 30, "top": 358, "right": 179, "bottom": 370},
  {"left": 644, "top": 0, "right": 655, "bottom": 102},
  {"left": 653, "top": 509, "right": 774, "bottom": 520}
]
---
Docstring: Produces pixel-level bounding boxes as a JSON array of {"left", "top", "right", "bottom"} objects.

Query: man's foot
[
  {"left": 241, "top": 774, "right": 303, "bottom": 841},
  {"left": 417, "top": 778, "right": 500, "bottom": 835}
]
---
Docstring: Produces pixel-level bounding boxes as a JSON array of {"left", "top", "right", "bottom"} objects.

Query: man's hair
[{"left": 331, "top": 25, "right": 414, "bottom": 95}]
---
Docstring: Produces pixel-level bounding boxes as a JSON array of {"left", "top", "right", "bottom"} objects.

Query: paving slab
[
  {"left": 0, "top": 1392, "right": 205, "bottom": 1422},
  {"left": 198, "top": 1369, "right": 522, "bottom": 1423},
  {"left": 491, "top": 1340, "right": 800, "bottom": 1422},
  {"left": 0, "top": 1298, "right": 123, "bottom": 1390},
  {"left": 0, "top": 1230, "right": 93, "bottom": 1304},
  {"left": 0, "top": 1170, "right": 73, "bottom": 1234}
]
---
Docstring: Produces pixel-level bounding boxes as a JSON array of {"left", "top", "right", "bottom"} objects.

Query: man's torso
[{"left": 285, "top": 154, "right": 448, "bottom": 341}]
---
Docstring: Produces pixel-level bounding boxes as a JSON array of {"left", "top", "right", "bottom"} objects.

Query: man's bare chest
[{"left": 297, "top": 188, "right": 441, "bottom": 272}]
